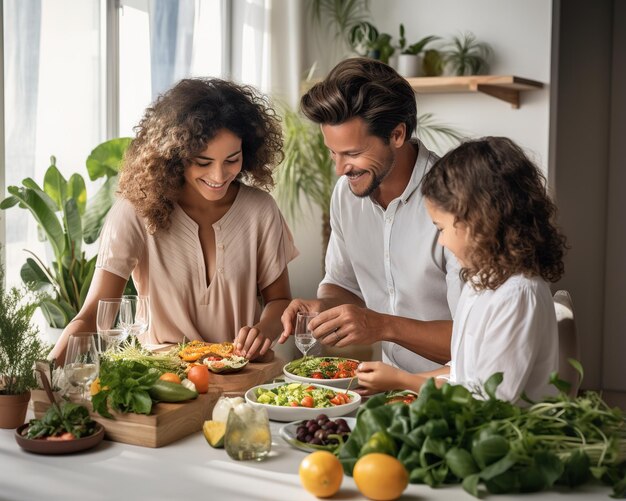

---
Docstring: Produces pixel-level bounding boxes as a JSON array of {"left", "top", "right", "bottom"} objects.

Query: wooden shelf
[{"left": 405, "top": 75, "right": 544, "bottom": 109}]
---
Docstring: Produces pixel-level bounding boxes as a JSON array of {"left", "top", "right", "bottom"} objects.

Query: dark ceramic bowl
[{"left": 14, "top": 423, "right": 105, "bottom": 454}]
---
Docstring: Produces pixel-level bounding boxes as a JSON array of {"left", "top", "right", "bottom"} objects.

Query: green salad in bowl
[{"left": 283, "top": 357, "right": 360, "bottom": 389}]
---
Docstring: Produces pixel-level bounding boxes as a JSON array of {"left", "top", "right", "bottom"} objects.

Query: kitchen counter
[{"left": 0, "top": 417, "right": 615, "bottom": 501}]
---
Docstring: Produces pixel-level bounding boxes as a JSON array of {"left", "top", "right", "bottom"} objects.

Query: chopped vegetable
[
  {"left": 286, "top": 357, "right": 359, "bottom": 379},
  {"left": 255, "top": 383, "right": 351, "bottom": 408}
]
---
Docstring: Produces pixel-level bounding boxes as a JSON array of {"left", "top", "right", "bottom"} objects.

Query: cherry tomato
[{"left": 301, "top": 396, "right": 314, "bottom": 407}]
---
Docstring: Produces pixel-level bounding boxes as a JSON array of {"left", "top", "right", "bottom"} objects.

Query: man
[{"left": 278, "top": 57, "right": 461, "bottom": 375}]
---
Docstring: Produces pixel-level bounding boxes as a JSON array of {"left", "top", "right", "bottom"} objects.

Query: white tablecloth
[{"left": 0, "top": 416, "right": 614, "bottom": 501}]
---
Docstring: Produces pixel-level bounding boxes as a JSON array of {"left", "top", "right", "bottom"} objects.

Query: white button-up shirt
[
  {"left": 321, "top": 141, "right": 462, "bottom": 372},
  {"left": 450, "top": 274, "right": 558, "bottom": 402}
]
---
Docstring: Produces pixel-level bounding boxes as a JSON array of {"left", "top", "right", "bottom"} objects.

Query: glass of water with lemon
[{"left": 224, "top": 403, "right": 271, "bottom": 461}]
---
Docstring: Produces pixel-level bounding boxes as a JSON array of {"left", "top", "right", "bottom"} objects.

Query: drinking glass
[
  {"left": 120, "top": 295, "right": 150, "bottom": 342},
  {"left": 96, "top": 298, "right": 128, "bottom": 351},
  {"left": 224, "top": 404, "right": 271, "bottom": 461},
  {"left": 294, "top": 312, "right": 319, "bottom": 359},
  {"left": 64, "top": 332, "right": 99, "bottom": 400}
]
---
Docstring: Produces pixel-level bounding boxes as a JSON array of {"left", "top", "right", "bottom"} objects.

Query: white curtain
[{"left": 231, "top": 0, "right": 304, "bottom": 107}]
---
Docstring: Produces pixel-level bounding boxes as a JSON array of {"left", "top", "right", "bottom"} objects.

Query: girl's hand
[
  {"left": 235, "top": 326, "right": 273, "bottom": 360},
  {"left": 356, "top": 361, "right": 407, "bottom": 395}
]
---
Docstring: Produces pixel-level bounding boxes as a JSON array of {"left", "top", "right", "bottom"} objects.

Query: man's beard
[{"left": 348, "top": 155, "right": 395, "bottom": 198}]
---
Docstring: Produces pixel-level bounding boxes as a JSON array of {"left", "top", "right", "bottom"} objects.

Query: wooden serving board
[
  {"left": 210, "top": 356, "right": 285, "bottom": 396},
  {"left": 31, "top": 388, "right": 221, "bottom": 448}
]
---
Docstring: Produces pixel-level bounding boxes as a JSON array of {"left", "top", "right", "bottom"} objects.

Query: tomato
[
  {"left": 335, "top": 371, "right": 350, "bottom": 379},
  {"left": 290, "top": 401, "right": 300, "bottom": 407},
  {"left": 301, "top": 395, "right": 314, "bottom": 408},
  {"left": 159, "top": 372, "right": 182, "bottom": 384},
  {"left": 299, "top": 451, "right": 343, "bottom": 498},
  {"left": 187, "top": 365, "right": 209, "bottom": 393},
  {"left": 311, "top": 372, "right": 324, "bottom": 379},
  {"left": 353, "top": 453, "right": 408, "bottom": 501}
]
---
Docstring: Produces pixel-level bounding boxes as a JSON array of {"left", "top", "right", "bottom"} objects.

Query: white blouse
[{"left": 450, "top": 274, "right": 558, "bottom": 403}]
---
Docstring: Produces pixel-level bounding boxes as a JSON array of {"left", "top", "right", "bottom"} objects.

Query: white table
[{"left": 0, "top": 416, "right": 615, "bottom": 501}]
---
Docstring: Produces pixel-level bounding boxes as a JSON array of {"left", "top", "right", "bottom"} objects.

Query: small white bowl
[
  {"left": 282, "top": 357, "right": 359, "bottom": 390},
  {"left": 244, "top": 382, "right": 361, "bottom": 422}
]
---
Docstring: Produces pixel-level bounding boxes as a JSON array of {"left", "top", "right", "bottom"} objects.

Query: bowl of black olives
[{"left": 279, "top": 413, "right": 355, "bottom": 452}]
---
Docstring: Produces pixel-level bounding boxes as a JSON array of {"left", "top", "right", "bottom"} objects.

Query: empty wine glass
[
  {"left": 120, "top": 295, "right": 150, "bottom": 342},
  {"left": 294, "top": 312, "right": 319, "bottom": 359},
  {"left": 96, "top": 298, "right": 128, "bottom": 352},
  {"left": 65, "top": 332, "right": 99, "bottom": 400}
]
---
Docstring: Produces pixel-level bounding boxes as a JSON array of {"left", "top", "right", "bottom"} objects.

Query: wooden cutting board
[
  {"left": 210, "top": 356, "right": 285, "bottom": 396},
  {"left": 32, "top": 388, "right": 221, "bottom": 448}
]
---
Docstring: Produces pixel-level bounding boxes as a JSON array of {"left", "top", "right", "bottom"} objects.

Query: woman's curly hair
[
  {"left": 421, "top": 137, "right": 567, "bottom": 290},
  {"left": 118, "top": 78, "right": 283, "bottom": 233}
]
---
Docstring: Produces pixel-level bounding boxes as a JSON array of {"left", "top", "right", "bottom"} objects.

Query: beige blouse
[{"left": 96, "top": 185, "right": 299, "bottom": 344}]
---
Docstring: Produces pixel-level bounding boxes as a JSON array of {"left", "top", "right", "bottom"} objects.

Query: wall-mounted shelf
[{"left": 405, "top": 75, "right": 544, "bottom": 109}]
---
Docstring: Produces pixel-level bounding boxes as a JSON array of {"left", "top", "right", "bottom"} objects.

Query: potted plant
[
  {"left": 444, "top": 32, "right": 492, "bottom": 76},
  {"left": 0, "top": 261, "right": 45, "bottom": 428},
  {"left": 0, "top": 138, "right": 132, "bottom": 339},
  {"left": 396, "top": 24, "right": 439, "bottom": 77}
]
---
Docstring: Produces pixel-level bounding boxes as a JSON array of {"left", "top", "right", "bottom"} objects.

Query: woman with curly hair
[
  {"left": 356, "top": 137, "right": 567, "bottom": 403},
  {"left": 51, "top": 78, "right": 298, "bottom": 363}
]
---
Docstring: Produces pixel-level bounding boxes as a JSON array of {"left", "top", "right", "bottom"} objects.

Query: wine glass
[
  {"left": 120, "top": 295, "right": 150, "bottom": 343},
  {"left": 64, "top": 332, "right": 99, "bottom": 400},
  {"left": 96, "top": 298, "right": 128, "bottom": 352},
  {"left": 294, "top": 312, "right": 319, "bottom": 360}
]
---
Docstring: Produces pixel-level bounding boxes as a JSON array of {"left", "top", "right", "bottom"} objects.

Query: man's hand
[
  {"left": 308, "top": 304, "right": 385, "bottom": 347},
  {"left": 278, "top": 298, "right": 324, "bottom": 344}
]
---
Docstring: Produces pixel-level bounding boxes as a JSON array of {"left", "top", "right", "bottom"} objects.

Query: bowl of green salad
[
  {"left": 283, "top": 357, "right": 360, "bottom": 389},
  {"left": 245, "top": 382, "right": 361, "bottom": 421}
]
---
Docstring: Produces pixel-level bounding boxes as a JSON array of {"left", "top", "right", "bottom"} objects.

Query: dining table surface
[{"left": 0, "top": 407, "right": 616, "bottom": 501}]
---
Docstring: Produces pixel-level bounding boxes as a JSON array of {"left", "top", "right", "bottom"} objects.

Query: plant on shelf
[
  {"left": 0, "top": 259, "right": 45, "bottom": 428},
  {"left": 0, "top": 138, "right": 132, "bottom": 329},
  {"left": 396, "top": 24, "right": 439, "bottom": 78},
  {"left": 397, "top": 24, "right": 438, "bottom": 57},
  {"left": 421, "top": 49, "right": 445, "bottom": 76},
  {"left": 444, "top": 31, "right": 493, "bottom": 76}
]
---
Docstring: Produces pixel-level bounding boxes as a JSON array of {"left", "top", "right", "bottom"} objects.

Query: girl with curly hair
[
  {"left": 51, "top": 78, "right": 298, "bottom": 363},
  {"left": 356, "top": 137, "right": 567, "bottom": 403}
]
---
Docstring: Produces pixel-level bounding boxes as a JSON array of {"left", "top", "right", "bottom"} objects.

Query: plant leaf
[{"left": 85, "top": 137, "right": 132, "bottom": 180}]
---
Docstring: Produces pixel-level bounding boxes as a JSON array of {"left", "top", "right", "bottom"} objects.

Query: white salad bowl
[
  {"left": 282, "top": 357, "right": 360, "bottom": 389},
  {"left": 244, "top": 382, "right": 361, "bottom": 422}
]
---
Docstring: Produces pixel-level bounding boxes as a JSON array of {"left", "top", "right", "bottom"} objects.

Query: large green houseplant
[
  {"left": 0, "top": 138, "right": 132, "bottom": 329},
  {"left": 0, "top": 261, "right": 45, "bottom": 428}
]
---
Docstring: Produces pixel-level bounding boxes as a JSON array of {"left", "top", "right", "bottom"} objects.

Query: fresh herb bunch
[
  {"left": 26, "top": 401, "right": 97, "bottom": 439},
  {"left": 104, "top": 338, "right": 183, "bottom": 376},
  {"left": 0, "top": 262, "right": 45, "bottom": 395},
  {"left": 339, "top": 366, "right": 626, "bottom": 498},
  {"left": 91, "top": 358, "right": 161, "bottom": 418}
]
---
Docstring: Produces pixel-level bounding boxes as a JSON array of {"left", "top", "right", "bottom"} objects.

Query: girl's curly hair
[
  {"left": 421, "top": 137, "right": 567, "bottom": 290},
  {"left": 118, "top": 78, "right": 283, "bottom": 233}
]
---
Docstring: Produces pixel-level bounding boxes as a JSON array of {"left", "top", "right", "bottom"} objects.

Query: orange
[
  {"left": 299, "top": 451, "right": 343, "bottom": 498},
  {"left": 353, "top": 453, "right": 408, "bottom": 501},
  {"left": 187, "top": 365, "right": 210, "bottom": 393},
  {"left": 159, "top": 372, "right": 182, "bottom": 384}
]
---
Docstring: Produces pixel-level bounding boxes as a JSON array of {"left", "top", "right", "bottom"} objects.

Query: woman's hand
[
  {"left": 355, "top": 361, "right": 410, "bottom": 395},
  {"left": 235, "top": 326, "right": 273, "bottom": 361}
]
